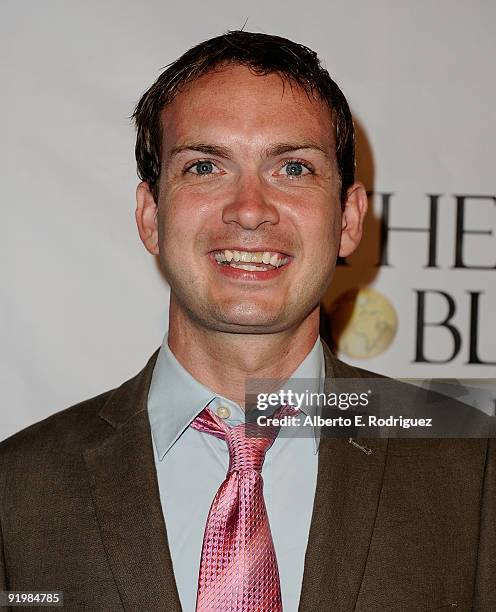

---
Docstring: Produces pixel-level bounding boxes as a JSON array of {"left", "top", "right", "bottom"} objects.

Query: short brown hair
[{"left": 132, "top": 30, "right": 355, "bottom": 203}]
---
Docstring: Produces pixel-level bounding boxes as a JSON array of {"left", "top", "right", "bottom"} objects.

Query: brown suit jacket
[{"left": 0, "top": 343, "right": 494, "bottom": 611}]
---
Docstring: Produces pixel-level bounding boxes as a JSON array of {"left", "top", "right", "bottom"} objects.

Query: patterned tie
[{"left": 190, "top": 404, "right": 297, "bottom": 612}]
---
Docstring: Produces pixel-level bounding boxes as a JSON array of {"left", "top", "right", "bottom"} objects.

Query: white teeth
[{"left": 214, "top": 249, "right": 290, "bottom": 269}]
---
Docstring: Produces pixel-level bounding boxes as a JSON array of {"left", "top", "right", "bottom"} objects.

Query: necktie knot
[
  {"left": 191, "top": 405, "right": 298, "bottom": 475},
  {"left": 225, "top": 424, "right": 276, "bottom": 474}
]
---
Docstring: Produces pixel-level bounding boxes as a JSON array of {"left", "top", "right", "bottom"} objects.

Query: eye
[
  {"left": 187, "top": 160, "right": 219, "bottom": 175},
  {"left": 278, "top": 160, "right": 313, "bottom": 178}
]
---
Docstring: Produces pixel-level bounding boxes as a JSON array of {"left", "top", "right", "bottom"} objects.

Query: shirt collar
[{"left": 147, "top": 334, "right": 324, "bottom": 460}]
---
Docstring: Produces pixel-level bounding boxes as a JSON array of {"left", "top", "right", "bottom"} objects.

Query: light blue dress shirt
[{"left": 147, "top": 335, "right": 325, "bottom": 612}]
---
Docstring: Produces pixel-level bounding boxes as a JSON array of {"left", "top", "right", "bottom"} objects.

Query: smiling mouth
[{"left": 212, "top": 249, "right": 290, "bottom": 271}]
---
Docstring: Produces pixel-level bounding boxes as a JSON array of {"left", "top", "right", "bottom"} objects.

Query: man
[{"left": 0, "top": 31, "right": 494, "bottom": 612}]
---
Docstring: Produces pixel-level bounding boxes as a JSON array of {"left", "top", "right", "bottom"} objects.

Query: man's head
[
  {"left": 134, "top": 31, "right": 355, "bottom": 204},
  {"left": 134, "top": 31, "right": 367, "bottom": 335}
]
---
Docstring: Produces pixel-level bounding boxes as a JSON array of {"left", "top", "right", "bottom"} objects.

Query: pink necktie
[{"left": 190, "top": 405, "right": 297, "bottom": 612}]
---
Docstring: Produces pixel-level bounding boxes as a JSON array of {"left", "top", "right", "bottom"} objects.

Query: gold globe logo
[{"left": 329, "top": 287, "right": 398, "bottom": 359}]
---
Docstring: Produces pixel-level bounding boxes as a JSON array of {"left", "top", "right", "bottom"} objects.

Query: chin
[{"left": 209, "top": 303, "right": 287, "bottom": 331}]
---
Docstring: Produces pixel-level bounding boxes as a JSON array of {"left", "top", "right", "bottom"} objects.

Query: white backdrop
[{"left": 2, "top": 0, "right": 495, "bottom": 440}]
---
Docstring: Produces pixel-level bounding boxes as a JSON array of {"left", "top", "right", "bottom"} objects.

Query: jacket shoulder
[{"left": 322, "top": 340, "right": 386, "bottom": 380}]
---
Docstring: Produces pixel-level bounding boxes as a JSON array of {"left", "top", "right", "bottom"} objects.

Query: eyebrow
[
  {"left": 168, "top": 143, "right": 231, "bottom": 160},
  {"left": 168, "top": 141, "right": 331, "bottom": 161},
  {"left": 263, "top": 141, "right": 330, "bottom": 159}
]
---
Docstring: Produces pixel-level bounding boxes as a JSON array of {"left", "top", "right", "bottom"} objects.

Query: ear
[
  {"left": 338, "top": 182, "right": 368, "bottom": 258},
  {"left": 135, "top": 181, "right": 159, "bottom": 255}
]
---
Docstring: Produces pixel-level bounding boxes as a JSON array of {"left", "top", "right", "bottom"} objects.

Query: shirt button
[{"left": 216, "top": 405, "right": 231, "bottom": 419}]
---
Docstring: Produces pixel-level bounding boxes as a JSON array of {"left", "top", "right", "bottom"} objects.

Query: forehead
[{"left": 160, "top": 64, "right": 334, "bottom": 151}]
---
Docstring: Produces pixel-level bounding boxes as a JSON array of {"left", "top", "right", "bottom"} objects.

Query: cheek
[
  {"left": 158, "top": 193, "right": 199, "bottom": 245},
  {"left": 157, "top": 194, "right": 217, "bottom": 274},
  {"left": 296, "top": 199, "right": 340, "bottom": 253},
  {"left": 156, "top": 208, "right": 191, "bottom": 280}
]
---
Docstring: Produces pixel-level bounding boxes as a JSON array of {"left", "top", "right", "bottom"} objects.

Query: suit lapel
[
  {"left": 298, "top": 344, "right": 389, "bottom": 612},
  {"left": 83, "top": 351, "right": 182, "bottom": 612}
]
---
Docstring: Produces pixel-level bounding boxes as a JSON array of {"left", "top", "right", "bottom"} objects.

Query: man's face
[{"left": 142, "top": 65, "right": 357, "bottom": 334}]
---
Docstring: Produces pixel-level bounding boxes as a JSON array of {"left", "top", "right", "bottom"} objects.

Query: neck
[{"left": 167, "top": 304, "right": 320, "bottom": 408}]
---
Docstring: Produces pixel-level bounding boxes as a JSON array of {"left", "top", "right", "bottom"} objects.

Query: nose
[{"left": 222, "top": 175, "right": 279, "bottom": 230}]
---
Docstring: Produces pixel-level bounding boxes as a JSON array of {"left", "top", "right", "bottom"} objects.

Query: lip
[{"left": 208, "top": 250, "right": 293, "bottom": 281}]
